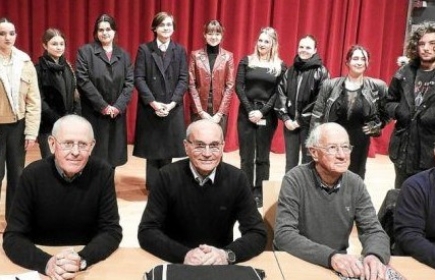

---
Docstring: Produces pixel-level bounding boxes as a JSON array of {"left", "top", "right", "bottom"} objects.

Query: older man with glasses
[
  {"left": 138, "top": 119, "right": 266, "bottom": 265},
  {"left": 3, "top": 115, "right": 122, "bottom": 279},
  {"left": 274, "top": 122, "right": 390, "bottom": 280}
]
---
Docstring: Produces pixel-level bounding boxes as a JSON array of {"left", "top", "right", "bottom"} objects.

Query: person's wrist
[
  {"left": 79, "top": 256, "right": 87, "bottom": 271},
  {"left": 224, "top": 249, "right": 236, "bottom": 264}
]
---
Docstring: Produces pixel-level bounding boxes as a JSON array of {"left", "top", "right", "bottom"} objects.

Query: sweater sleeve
[
  {"left": 137, "top": 171, "right": 192, "bottom": 263},
  {"left": 2, "top": 169, "right": 52, "bottom": 274},
  {"left": 235, "top": 57, "right": 253, "bottom": 112},
  {"left": 354, "top": 183, "right": 391, "bottom": 264},
  {"left": 394, "top": 174, "right": 435, "bottom": 268},
  {"left": 223, "top": 169, "right": 267, "bottom": 262},
  {"left": 77, "top": 168, "right": 122, "bottom": 267},
  {"left": 274, "top": 170, "right": 336, "bottom": 267}
]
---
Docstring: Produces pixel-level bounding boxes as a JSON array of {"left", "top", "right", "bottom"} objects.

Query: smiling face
[
  {"left": 48, "top": 116, "right": 95, "bottom": 178},
  {"left": 257, "top": 32, "right": 273, "bottom": 59},
  {"left": 184, "top": 120, "right": 224, "bottom": 177},
  {"left": 97, "top": 21, "right": 115, "bottom": 46},
  {"left": 44, "top": 35, "right": 65, "bottom": 59},
  {"left": 155, "top": 16, "right": 174, "bottom": 42},
  {"left": 204, "top": 31, "right": 222, "bottom": 47},
  {"left": 0, "top": 21, "right": 16, "bottom": 54},
  {"left": 347, "top": 49, "right": 368, "bottom": 76},
  {"left": 310, "top": 125, "right": 351, "bottom": 178},
  {"left": 298, "top": 37, "right": 317, "bottom": 60}
]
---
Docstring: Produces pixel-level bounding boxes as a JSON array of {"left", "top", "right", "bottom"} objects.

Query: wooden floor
[{"left": 0, "top": 144, "right": 395, "bottom": 249}]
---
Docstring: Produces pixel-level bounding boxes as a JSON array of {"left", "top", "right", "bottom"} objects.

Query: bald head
[
  {"left": 186, "top": 119, "right": 224, "bottom": 143},
  {"left": 52, "top": 115, "right": 94, "bottom": 140}
]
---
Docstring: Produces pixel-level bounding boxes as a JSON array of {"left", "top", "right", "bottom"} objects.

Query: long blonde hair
[{"left": 248, "top": 27, "right": 282, "bottom": 76}]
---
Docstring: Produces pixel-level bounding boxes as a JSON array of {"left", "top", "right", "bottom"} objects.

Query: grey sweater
[{"left": 274, "top": 163, "right": 390, "bottom": 267}]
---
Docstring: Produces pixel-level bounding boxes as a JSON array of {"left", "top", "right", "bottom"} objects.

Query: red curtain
[{"left": 0, "top": 0, "right": 408, "bottom": 155}]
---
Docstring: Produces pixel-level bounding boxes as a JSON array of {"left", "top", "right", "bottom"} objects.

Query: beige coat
[{"left": 0, "top": 47, "right": 41, "bottom": 140}]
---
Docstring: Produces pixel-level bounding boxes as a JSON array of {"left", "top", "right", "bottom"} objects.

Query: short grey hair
[{"left": 305, "top": 122, "right": 346, "bottom": 148}]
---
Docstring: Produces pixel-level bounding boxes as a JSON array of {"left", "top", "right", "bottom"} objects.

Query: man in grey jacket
[{"left": 274, "top": 122, "right": 390, "bottom": 280}]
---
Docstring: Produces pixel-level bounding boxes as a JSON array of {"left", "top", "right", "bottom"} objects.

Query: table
[
  {"left": 1, "top": 247, "right": 283, "bottom": 280},
  {"left": 389, "top": 256, "right": 434, "bottom": 280},
  {"left": 275, "top": 251, "right": 435, "bottom": 280},
  {"left": 274, "top": 251, "right": 338, "bottom": 279}
]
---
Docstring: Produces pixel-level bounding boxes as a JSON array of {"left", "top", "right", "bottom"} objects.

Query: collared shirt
[
  {"left": 54, "top": 160, "right": 82, "bottom": 183},
  {"left": 312, "top": 167, "right": 341, "bottom": 194},
  {"left": 156, "top": 39, "right": 170, "bottom": 52},
  {"left": 189, "top": 161, "right": 216, "bottom": 187}
]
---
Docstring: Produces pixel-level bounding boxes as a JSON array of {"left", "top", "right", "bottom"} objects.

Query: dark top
[
  {"left": 35, "top": 52, "right": 80, "bottom": 134},
  {"left": 206, "top": 44, "right": 219, "bottom": 70},
  {"left": 138, "top": 159, "right": 267, "bottom": 263},
  {"left": 76, "top": 42, "right": 134, "bottom": 166},
  {"left": 387, "top": 62, "right": 435, "bottom": 173},
  {"left": 394, "top": 168, "right": 435, "bottom": 268},
  {"left": 2, "top": 156, "right": 122, "bottom": 274},
  {"left": 236, "top": 56, "right": 285, "bottom": 115},
  {"left": 133, "top": 40, "right": 188, "bottom": 159}
]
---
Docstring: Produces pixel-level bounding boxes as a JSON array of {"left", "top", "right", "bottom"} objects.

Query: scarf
[{"left": 286, "top": 53, "right": 323, "bottom": 116}]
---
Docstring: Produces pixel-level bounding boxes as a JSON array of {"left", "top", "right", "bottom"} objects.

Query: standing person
[
  {"left": 76, "top": 13, "right": 134, "bottom": 168},
  {"left": 275, "top": 35, "right": 329, "bottom": 172},
  {"left": 310, "top": 45, "right": 389, "bottom": 179},
  {"left": 0, "top": 18, "right": 40, "bottom": 219},
  {"left": 387, "top": 21, "right": 435, "bottom": 189},
  {"left": 133, "top": 12, "right": 188, "bottom": 190},
  {"left": 274, "top": 123, "right": 390, "bottom": 279},
  {"left": 36, "top": 28, "right": 81, "bottom": 158},
  {"left": 188, "top": 20, "right": 234, "bottom": 136},
  {"left": 236, "top": 27, "right": 285, "bottom": 207},
  {"left": 3, "top": 115, "right": 122, "bottom": 277}
]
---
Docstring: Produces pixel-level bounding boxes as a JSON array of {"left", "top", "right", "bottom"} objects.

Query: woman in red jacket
[{"left": 188, "top": 20, "right": 235, "bottom": 136}]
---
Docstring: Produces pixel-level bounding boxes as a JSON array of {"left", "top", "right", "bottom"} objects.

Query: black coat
[
  {"left": 76, "top": 42, "right": 134, "bottom": 166},
  {"left": 36, "top": 54, "right": 80, "bottom": 134},
  {"left": 387, "top": 62, "right": 435, "bottom": 173},
  {"left": 133, "top": 40, "right": 188, "bottom": 159}
]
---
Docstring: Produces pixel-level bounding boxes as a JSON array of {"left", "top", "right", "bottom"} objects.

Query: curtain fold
[{"left": 0, "top": 0, "right": 409, "bottom": 155}]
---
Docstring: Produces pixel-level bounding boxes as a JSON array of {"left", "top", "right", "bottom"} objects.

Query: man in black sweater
[
  {"left": 138, "top": 119, "right": 266, "bottom": 265},
  {"left": 3, "top": 115, "right": 122, "bottom": 279}
]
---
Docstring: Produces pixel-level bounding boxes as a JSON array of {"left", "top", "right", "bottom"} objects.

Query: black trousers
[
  {"left": 283, "top": 125, "right": 311, "bottom": 173},
  {"left": 0, "top": 120, "right": 26, "bottom": 219},
  {"left": 237, "top": 108, "right": 277, "bottom": 189},
  {"left": 393, "top": 165, "right": 417, "bottom": 189},
  {"left": 38, "top": 132, "right": 52, "bottom": 158},
  {"left": 146, "top": 158, "right": 172, "bottom": 191}
]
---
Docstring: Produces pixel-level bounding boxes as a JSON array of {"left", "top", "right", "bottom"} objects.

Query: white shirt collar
[
  {"left": 189, "top": 161, "right": 216, "bottom": 187},
  {"left": 156, "top": 39, "right": 170, "bottom": 51}
]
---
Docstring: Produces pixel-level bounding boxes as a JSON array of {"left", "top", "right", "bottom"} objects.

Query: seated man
[
  {"left": 138, "top": 119, "right": 266, "bottom": 265},
  {"left": 394, "top": 165, "right": 435, "bottom": 268},
  {"left": 274, "top": 122, "right": 390, "bottom": 279},
  {"left": 3, "top": 115, "right": 122, "bottom": 279}
]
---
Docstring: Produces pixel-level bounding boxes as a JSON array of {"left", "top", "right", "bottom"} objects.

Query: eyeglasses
[
  {"left": 53, "top": 137, "right": 94, "bottom": 152},
  {"left": 186, "top": 139, "right": 222, "bottom": 153},
  {"left": 315, "top": 144, "right": 353, "bottom": 155}
]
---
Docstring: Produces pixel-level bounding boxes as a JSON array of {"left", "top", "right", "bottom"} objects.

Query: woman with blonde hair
[{"left": 235, "top": 27, "right": 286, "bottom": 207}]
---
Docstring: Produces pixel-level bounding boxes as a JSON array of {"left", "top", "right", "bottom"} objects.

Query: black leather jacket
[
  {"left": 310, "top": 76, "right": 389, "bottom": 136},
  {"left": 275, "top": 65, "right": 329, "bottom": 127}
]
